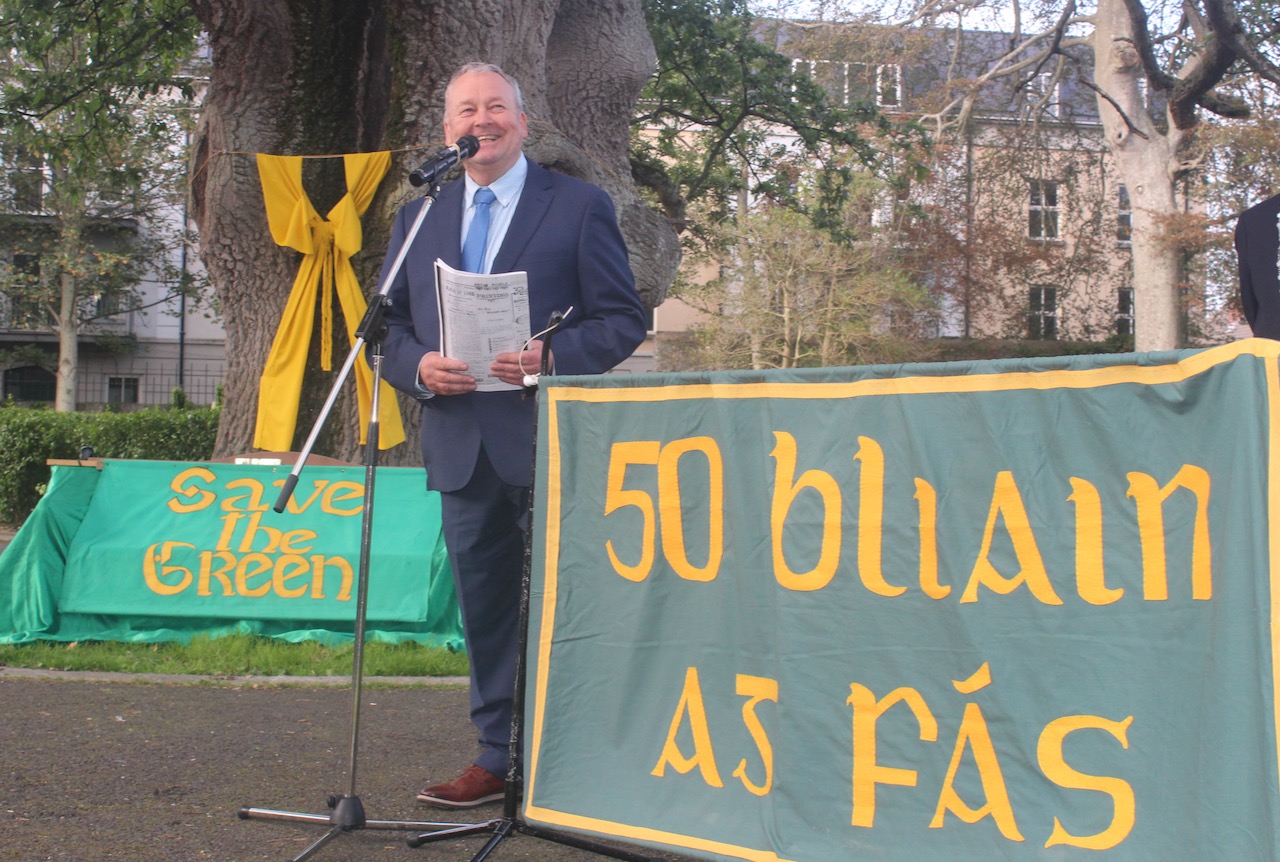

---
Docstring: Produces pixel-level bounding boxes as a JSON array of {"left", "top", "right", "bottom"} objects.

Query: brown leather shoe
[{"left": 415, "top": 765, "right": 505, "bottom": 808}]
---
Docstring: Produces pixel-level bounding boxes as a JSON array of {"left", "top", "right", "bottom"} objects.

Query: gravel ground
[
  {"left": 0, "top": 530, "right": 699, "bottom": 862},
  {"left": 0, "top": 674, "right": 699, "bottom": 862}
]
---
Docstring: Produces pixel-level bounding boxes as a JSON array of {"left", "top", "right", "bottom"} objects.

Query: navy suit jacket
[
  {"left": 378, "top": 160, "right": 647, "bottom": 492},
  {"left": 1236, "top": 193, "right": 1280, "bottom": 340}
]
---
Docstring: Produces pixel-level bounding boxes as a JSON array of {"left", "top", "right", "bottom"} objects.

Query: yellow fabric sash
[{"left": 253, "top": 151, "right": 406, "bottom": 451}]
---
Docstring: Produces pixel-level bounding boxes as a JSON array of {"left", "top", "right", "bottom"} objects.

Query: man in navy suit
[
  {"left": 378, "top": 62, "right": 647, "bottom": 807},
  {"left": 1236, "top": 193, "right": 1280, "bottom": 339}
]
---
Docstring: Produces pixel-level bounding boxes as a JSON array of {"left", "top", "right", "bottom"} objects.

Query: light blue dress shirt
[{"left": 461, "top": 154, "right": 529, "bottom": 275}]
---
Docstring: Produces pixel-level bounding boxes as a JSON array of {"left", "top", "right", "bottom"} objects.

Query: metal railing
[{"left": 75, "top": 360, "right": 225, "bottom": 409}]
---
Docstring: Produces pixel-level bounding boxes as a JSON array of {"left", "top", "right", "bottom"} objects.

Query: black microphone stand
[
  {"left": 237, "top": 178, "right": 470, "bottom": 861},
  {"left": 407, "top": 314, "right": 664, "bottom": 862}
]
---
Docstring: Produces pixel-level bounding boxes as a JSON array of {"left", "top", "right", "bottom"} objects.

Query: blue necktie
[{"left": 462, "top": 187, "right": 496, "bottom": 273}]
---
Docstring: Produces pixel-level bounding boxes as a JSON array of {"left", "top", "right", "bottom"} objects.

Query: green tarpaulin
[{"left": 0, "top": 460, "right": 461, "bottom": 647}]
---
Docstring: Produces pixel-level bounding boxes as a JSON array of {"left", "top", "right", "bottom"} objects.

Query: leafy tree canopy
[
  {"left": 0, "top": 0, "right": 202, "bottom": 215},
  {"left": 0, "top": 0, "right": 200, "bottom": 133},
  {"left": 633, "top": 0, "right": 928, "bottom": 241},
  {"left": 0, "top": 0, "right": 205, "bottom": 409}
]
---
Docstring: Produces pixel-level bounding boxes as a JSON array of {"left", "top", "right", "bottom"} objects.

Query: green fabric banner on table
[
  {"left": 523, "top": 339, "right": 1280, "bottom": 861},
  {"left": 0, "top": 460, "right": 460, "bottom": 646}
]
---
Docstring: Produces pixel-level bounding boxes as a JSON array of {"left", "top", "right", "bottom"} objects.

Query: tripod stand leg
[
  {"left": 290, "top": 825, "right": 346, "bottom": 862},
  {"left": 241, "top": 802, "right": 479, "bottom": 832},
  {"left": 469, "top": 817, "right": 516, "bottom": 862},
  {"left": 406, "top": 819, "right": 505, "bottom": 849},
  {"left": 238, "top": 806, "right": 334, "bottom": 826}
]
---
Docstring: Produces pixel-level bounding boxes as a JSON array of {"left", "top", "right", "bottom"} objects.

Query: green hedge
[{"left": 0, "top": 405, "right": 220, "bottom": 524}]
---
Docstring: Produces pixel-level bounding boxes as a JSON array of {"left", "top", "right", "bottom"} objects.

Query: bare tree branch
[
  {"left": 1203, "top": 0, "right": 1280, "bottom": 85},
  {"left": 1080, "top": 77, "right": 1152, "bottom": 139}
]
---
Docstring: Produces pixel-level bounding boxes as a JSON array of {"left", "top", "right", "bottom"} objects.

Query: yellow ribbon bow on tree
[{"left": 254, "top": 151, "right": 406, "bottom": 451}]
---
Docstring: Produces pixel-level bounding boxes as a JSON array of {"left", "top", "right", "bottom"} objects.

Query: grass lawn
[{"left": 0, "top": 634, "right": 469, "bottom": 679}]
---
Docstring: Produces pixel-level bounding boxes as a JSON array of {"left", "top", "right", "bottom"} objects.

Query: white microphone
[{"left": 408, "top": 135, "right": 480, "bottom": 187}]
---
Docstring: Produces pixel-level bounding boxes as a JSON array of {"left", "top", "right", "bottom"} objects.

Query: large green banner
[
  {"left": 524, "top": 340, "right": 1280, "bottom": 861},
  {"left": 0, "top": 460, "right": 460, "bottom": 645}
]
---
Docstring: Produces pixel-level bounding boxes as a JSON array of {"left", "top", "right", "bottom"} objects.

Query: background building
[
  {"left": 644, "top": 19, "right": 1241, "bottom": 371},
  {"left": 0, "top": 38, "right": 225, "bottom": 411},
  {"left": 0, "top": 153, "right": 224, "bottom": 408}
]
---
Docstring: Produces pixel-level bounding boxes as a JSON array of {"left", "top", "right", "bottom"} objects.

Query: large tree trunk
[
  {"left": 188, "top": 0, "right": 678, "bottom": 462},
  {"left": 1092, "top": 0, "right": 1192, "bottom": 352}
]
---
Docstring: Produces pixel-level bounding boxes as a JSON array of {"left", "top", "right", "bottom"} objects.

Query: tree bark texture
[
  {"left": 1091, "top": 0, "right": 1192, "bottom": 352},
  {"left": 57, "top": 270, "right": 78, "bottom": 412},
  {"left": 188, "top": 0, "right": 678, "bottom": 461}
]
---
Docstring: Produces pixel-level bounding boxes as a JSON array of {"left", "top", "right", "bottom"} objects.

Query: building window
[
  {"left": 1029, "top": 72, "right": 1061, "bottom": 118},
  {"left": 2, "top": 365, "right": 55, "bottom": 402},
  {"left": 1116, "top": 185, "right": 1132, "bottom": 245},
  {"left": 876, "top": 64, "right": 901, "bottom": 107},
  {"left": 6, "top": 253, "right": 47, "bottom": 328},
  {"left": 1029, "top": 285, "right": 1058, "bottom": 340},
  {"left": 95, "top": 293, "right": 127, "bottom": 318},
  {"left": 108, "top": 376, "right": 140, "bottom": 404},
  {"left": 793, "top": 60, "right": 902, "bottom": 108},
  {"left": 1117, "top": 288, "right": 1134, "bottom": 336},
  {"left": 13, "top": 252, "right": 40, "bottom": 280},
  {"left": 792, "top": 59, "right": 848, "bottom": 105},
  {"left": 6, "top": 147, "right": 45, "bottom": 213},
  {"left": 1028, "top": 180, "right": 1059, "bottom": 240}
]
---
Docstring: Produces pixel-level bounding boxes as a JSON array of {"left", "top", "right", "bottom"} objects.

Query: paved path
[{"left": 0, "top": 674, "right": 697, "bottom": 862}]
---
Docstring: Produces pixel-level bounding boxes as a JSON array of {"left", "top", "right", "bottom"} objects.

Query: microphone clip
[{"left": 520, "top": 307, "right": 573, "bottom": 392}]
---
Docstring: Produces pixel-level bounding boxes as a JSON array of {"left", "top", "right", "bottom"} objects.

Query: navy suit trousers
[{"left": 438, "top": 446, "right": 529, "bottom": 777}]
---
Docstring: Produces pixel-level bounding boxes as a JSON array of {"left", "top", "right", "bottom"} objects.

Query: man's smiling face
[{"left": 443, "top": 69, "right": 529, "bottom": 187}]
